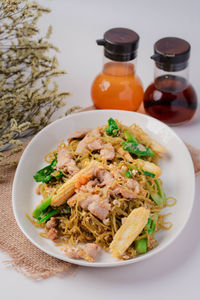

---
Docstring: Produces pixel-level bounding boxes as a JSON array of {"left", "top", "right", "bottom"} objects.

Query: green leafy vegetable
[
  {"left": 145, "top": 218, "right": 151, "bottom": 233},
  {"left": 150, "top": 179, "right": 166, "bottom": 206},
  {"left": 124, "top": 131, "right": 138, "bottom": 145},
  {"left": 37, "top": 209, "right": 59, "bottom": 224},
  {"left": 135, "top": 238, "right": 147, "bottom": 254},
  {"left": 65, "top": 204, "right": 71, "bottom": 214},
  {"left": 125, "top": 170, "right": 132, "bottom": 178},
  {"left": 33, "top": 154, "right": 62, "bottom": 183},
  {"left": 145, "top": 214, "right": 158, "bottom": 235},
  {"left": 37, "top": 207, "right": 49, "bottom": 221},
  {"left": 105, "top": 118, "right": 119, "bottom": 137},
  {"left": 122, "top": 131, "right": 155, "bottom": 158},
  {"left": 122, "top": 142, "right": 155, "bottom": 157},
  {"left": 32, "top": 196, "right": 52, "bottom": 219},
  {"left": 142, "top": 170, "right": 155, "bottom": 177}
]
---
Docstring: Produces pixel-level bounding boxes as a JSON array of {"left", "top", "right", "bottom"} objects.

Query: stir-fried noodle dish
[{"left": 31, "top": 118, "right": 175, "bottom": 262}]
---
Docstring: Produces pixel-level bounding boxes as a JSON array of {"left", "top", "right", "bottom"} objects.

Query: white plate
[{"left": 12, "top": 110, "right": 195, "bottom": 267}]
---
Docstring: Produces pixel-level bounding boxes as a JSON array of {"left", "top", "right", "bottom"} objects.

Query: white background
[{"left": 1, "top": 0, "right": 200, "bottom": 299}]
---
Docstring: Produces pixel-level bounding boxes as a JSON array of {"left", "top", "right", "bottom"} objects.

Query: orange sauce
[{"left": 91, "top": 62, "right": 144, "bottom": 110}]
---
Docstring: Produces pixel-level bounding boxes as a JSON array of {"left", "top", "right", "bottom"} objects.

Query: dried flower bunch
[{"left": 0, "top": 0, "right": 69, "bottom": 175}]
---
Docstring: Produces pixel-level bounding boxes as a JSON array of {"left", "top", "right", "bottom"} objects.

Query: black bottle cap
[
  {"left": 151, "top": 37, "right": 191, "bottom": 71},
  {"left": 96, "top": 28, "right": 139, "bottom": 62}
]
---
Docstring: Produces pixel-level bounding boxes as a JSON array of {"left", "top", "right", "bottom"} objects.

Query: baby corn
[
  {"left": 136, "top": 159, "right": 162, "bottom": 178},
  {"left": 149, "top": 139, "right": 166, "bottom": 154},
  {"left": 51, "top": 160, "right": 99, "bottom": 206},
  {"left": 110, "top": 207, "right": 150, "bottom": 258},
  {"left": 129, "top": 125, "right": 166, "bottom": 154}
]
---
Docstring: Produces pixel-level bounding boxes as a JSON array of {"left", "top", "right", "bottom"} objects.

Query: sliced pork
[
  {"left": 100, "top": 143, "right": 115, "bottom": 160},
  {"left": 62, "top": 245, "right": 81, "bottom": 259},
  {"left": 75, "top": 128, "right": 115, "bottom": 161},
  {"left": 46, "top": 217, "right": 59, "bottom": 241},
  {"left": 67, "top": 128, "right": 92, "bottom": 143},
  {"left": 67, "top": 193, "right": 110, "bottom": 220},
  {"left": 113, "top": 179, "right": 140, "bottom": 199},
  {"left": 62, "top": 243, "right": 98, "bottom": 262},
  {"left": 81, "top": 195, "right": 110, "bottom": 220},
  {"left": 46, "top": 217, "right": 58, "bottom": 229},
  {"left": 57, "top": 148, "right": 79, "bottom": 175},
  {"left": 93, "top": 166, "right": 115, "bottom": 186},
  {"left": 81, "top": 243, "right": 98, "bottom": 261},
  {"left": 47, "top": 228, "right": 59, "bottom": 241},
  {"left": 113, "top": 186, "right": 136, "bottom": 199},
  {"left": 126, "top": 178, "right": 140, "bottom": 192},
  {"left": 80, "top": 179, "right": 99, "bottom": 193},
  {"left": 76, "top": 128, "right": 102, "bottom": 154}
]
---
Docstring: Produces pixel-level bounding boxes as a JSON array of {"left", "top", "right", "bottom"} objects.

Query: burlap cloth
[
  {"left": 0, "top": 139, "right": 75, "bottom": 279},
  {"left": 0, "top": 107, "right": 199, "bottom": 279}
]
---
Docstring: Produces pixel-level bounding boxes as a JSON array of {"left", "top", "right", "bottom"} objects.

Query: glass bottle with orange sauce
[{"left": 91, "top": 28, "right": 144, "bottom": 111}]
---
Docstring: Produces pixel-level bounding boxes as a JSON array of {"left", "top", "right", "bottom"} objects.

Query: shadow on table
[{"left": 76, "top": 176, "right": 200, "bottom": 285}]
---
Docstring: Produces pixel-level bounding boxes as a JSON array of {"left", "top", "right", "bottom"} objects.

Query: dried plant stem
[{"left": 0, "top": 0, "right": 70, "bottom": 177}]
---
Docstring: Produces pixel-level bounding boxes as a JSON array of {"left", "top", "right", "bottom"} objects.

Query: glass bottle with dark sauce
[{"left": 144, "top": 37, "right": 197, "bottom": 125}]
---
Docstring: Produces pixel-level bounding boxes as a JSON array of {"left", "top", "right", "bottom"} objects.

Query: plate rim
[{"left": 12, "top": 109, "right": 195, "bottom": 267}]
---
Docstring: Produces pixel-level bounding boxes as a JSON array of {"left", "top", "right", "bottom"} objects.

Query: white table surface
[{"left": 1, "top": 0, "right": 200, "bottom": 299}]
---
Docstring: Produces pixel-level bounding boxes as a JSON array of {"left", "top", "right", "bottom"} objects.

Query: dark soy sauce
[{"left": 144, "top": 75, "right": 197, "bottom": 125}]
